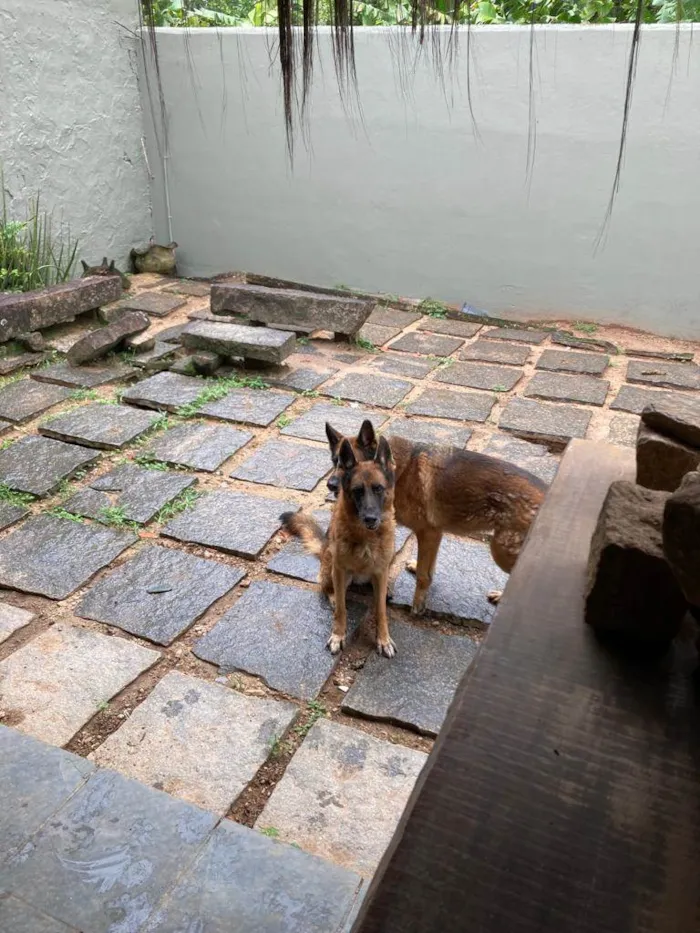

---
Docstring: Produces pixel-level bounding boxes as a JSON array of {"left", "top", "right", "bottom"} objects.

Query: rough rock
[
  {"left": 662, "top": 471, "right": 700, "bottom": 607},
  {"left": 641, "top": 395, "right": 700, "bottom": 449},
  {"left": 18, "top": 332, "right": 47, "bottom": 352},
  {"left": 67, "top": 311, "right": 150, "bottom": 364},
  {"left": 181, "top": 320, "right": 296, "bottom": 364},
  {"left": 636, "top": 422, "right": 700, "bottom": 492},
  {"left": 192, "top": 350, "right": 223, "bottom": 375}
]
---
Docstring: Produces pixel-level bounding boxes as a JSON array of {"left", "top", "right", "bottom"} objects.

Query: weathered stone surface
[
  {"left": 97, "top": 304, "right": 131, "bottom": 325},
  {"left": 0, "top": 514, "right": 136, "bottom": 599},
  {"left": 67, "top": 311, "right": 150, "bottom": 365},
  {"left": 0, "top": 894, "right": 82, "bottom": 932},
  {"left": 191, "top": 350, "right": 222, "bottom": 375},
  {"left": 258, "top": 719, "right": 427, "bottom": 876},
  {"left": 373, "top": 354, "right": 439, "bottom": 378},
  {"left": 0, "top": 379, "right": 71, "bottom": 423},
  {"left": 182, "top": 320, "right": 296, "bottom": 364},
  {"left": 0, "top": 501, "right": 29, "bottom": 531},
  {"left": 333, "top": 352, "right": 362, "bottom": 364},
  {"left": 0, "top": 435, "right": 99, "bottom": 496},
  {"left": 627, "top": 359, "right": 700, "bottom": 391},
  {"left": 607, "top": 414, "right": 639, "bottom": 448},
  {"left": 358, "top": 323, "right": 401, "bottom": 346},
  {"left": 392, "top": 536, "right": 507, "bottom": 624},
  {"left": 65, "top": 464, "right": 195, "bottom": 524},
  {"left": 92, "top": 671, "right": 295, "bottom": 813},
  {"left": 610, "top": 384, "right": 671, "bottom": 414},
  {"left": 77, "top": 545, "right": 242, "bottom": 645},
  {"left": 482, "top": 433, "right": 560, "bottom": 484},
  {"left": 121, "top": 371, "right": 203, "bottom": 411},
  {"left": 19, "top": 331, "right": 48, "bottom": 351},
  {"left": 155, "top": 322, "right": 189, "bottom": 344},
  {"left": 232, "top": 439, "right": 330, "bottom": 491},
  {"left": 550, "top": 331, "right": 618, "bottom": 354},
  {"left": 281, "top": 402, "right": 389, "bottom": 442},
  {"left": 625, "top": 347, "right": 694, "bottom": 362},
  {"left": 32, "top": 360, "right": 134, "bottom": 388},
  {"left": 169, "top": 356, "right": 197, "bottom": 376},
  {"left": 0, "top": 351, "right": 44, "bottom": 375},
  {"left": 435, "top": 361, "right": 523, "bottom": 392},
  {"left": 194, "top": 581, "right": 364, "bottom": 699},
  {"left": 145, "top": 421, "right": 252, "bottom": 471},
  {"left": 385, "top": 417, "right": 472, "bottom": 447},
  {"left": 143, "top": 818, "right": 363, "bottom": 933},
  {"left": 636, "top": 423, "right": 700, "bottom": 492},
  {"left": 112, "top": 291, "right": 186, "bottom": 317},
  {"left": 417, "top": 317, "right": 481, "bottom": 338},
  {"left": 0, "top": 276, "right": 123, "bottom": 342},
  {"left": 124, "top": 330, "right": 156, "bottom": 352},
  {"left": 268, "top": 365, "right": 337, "bottom": 392},
  {"left": 0, "top": 601, "right": 35, "bottom": 644},
  {"left": 368, "top": 306, "right": 421, "bottom": 327},
  {"left": 133, "top": 341, "right": 177, "bottom": 372},
  {"left": 0, "top": 418, "right": 12, "bottom": 435},
  {"left": 163, "top": 278, "right": 211, "bottom": 297},
  {"left": 524, "top": 371, "right": 609, "bottom": 406},
  {"left": 39, "top": 403, "right": 158, "bottom": 450},
  {"left": 483, "top": 326, "right": 548, "bottom": 344},
  {"left": 663, "top": 471, "right": 700, "bottom": 607},
  {"left": 0, "top": 623, "right": 158, "bottom": 744},
  {"left": 406, "top": 387, "right": 495, "bottom": 423},
  {"left": 2, "top": 768, "right": 218, "bottom": 933},
  {"left": 163, "top": 490, "right": 296, "bottom": 558},
  {"left": 585, "top": 481, "right": 686, "bottom": 649},
  {"left": 640, "top": 395, "right": 700, "bottom": 448},
  {"left": 211, "top": 282, "right": 374, "bottom": 336},
  {"left": 342, "top": 621, "right": 478, "bottom": 735},
  {"left": 389, "top": 332, "right": 463, "bottom": 357},
  {"left": 536, "top": 348, "right": 609, "bottom": 375},
  {"left": 500, "top": 397, "right": 591, "bottom": 445},
  {"left": 323, "top": 373, "right": 412, "bottom": 409},
  {"left": 460, "top": 338, "right": 531, "bottom": 365},
  {"left": 201, "top": 387, "right": 295, "bottom": 426}
]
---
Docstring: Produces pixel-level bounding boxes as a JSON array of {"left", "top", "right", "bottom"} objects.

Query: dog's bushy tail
[{"left": 280, "top": 511, "right": 326, "bottom": 557}]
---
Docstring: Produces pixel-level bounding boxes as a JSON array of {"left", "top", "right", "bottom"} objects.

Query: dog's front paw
[
  {"left": 377, "top": 637, "right": 397, "bottom": 659},
  {"left": 326, "top": 633, "right": 345, "bottom": 655},
  {"left": 411, "top": 592, "right": 427, "bottom": 615},
  {"left": 406, "top": 559, "right": 417, "bottom": 575},
  {"left": 487, "top": 589, "right": 502, "bottom": 605}
]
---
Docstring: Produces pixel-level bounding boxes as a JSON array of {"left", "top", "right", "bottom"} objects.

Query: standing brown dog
[{"left": 282, "top": 433, "right": 398, "bottom": 657}]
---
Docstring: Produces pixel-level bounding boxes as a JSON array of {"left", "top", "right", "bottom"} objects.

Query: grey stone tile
[
  {"left": 201, "top": 387, "right": 295, "bottom": 426},
  {"left": 32, "top": 361, "right": 134, "bottom": 388},
  {"left": 388, "top": 332, "right": 463, "bottom": 357},
  {"left": 627, "top": 359, "right": 700, "bottom": 390},
  {"left": 121, "top": 371, "right": 204, "bottom": 412},
  {"left": 435, "top": 361, "right": 523, "bottom": 392},
  {"left": 536, "top": 348, "right": 610, "bottom": 375},
  {"left": 333, "top": 352, "right": 363, "bottom": 365},
  {"left": 194, "top": 581, "right": 365, "bottom": 699},
  {"left": 523, "top": 372, "right": 609, "bottom": 406},
  {"left": 406, "top": 387, "right": 495, "bottom": 422},
  {"left": 460, "top": 338, "right": 531, "bottom": 366},
  {"left": 358, "top": 323, "right": 402, "bottom": 346},
  {"left": 163, "top": 490, "right": 296, "bottom": 558},
  {"left": 0, "top": 726, "right": 94, "bottom": 864},
  {"left": 416, "top": 317, "right": 481, "bottom": 338},
  {"left": 267, "top": 366, "right": 337, "bottom": 392},
  {"left": 482, "top": 433, "right": 560, "bottom": 484},
  {"left": 143, "top": 819, "right": 363, "bottom": 933},
  {"left": 2, "top": 768, "right": 218, "bottom": 933},
  {"left": 322, "top": 373, "right": 412, "bottom": 409},
  {"left": 0, "top": 601, "right": 35, "bottom": 644},
  {"left": 610, "top": 384, "right": 671, "bottom": 414},
  {"left": 281, "top": 402, "right": 389, "bottom": 442},
  {"left": 114, "top": 291, "right": 186, "bottom": 317},
  {"left": 499, "top": 397, "right": 591, "bottom": 445},
  {"left": 607, "top": 413, "right": 639, "bottom": 448},
  {"left": 77, "top": 545, "right": 243, "bottom": 645},
  {"left": 0, "top": 436, "right": 99, "bottom": 497},
  {"left": 133, "top": 341, "right": 177, "bottom": 372},
  {"left": 0, "top": 379, "right": 71, "bottom": 424},
  {"left": 144, "top": 421, "right": 252, "bottom": 471},
  {"left": 342, "top": 620, "right": 479, "bottom": 735},
  {"left": 64, "top": 464, "right": 195, "bottom": 524},
  {"left": 258, "top": 719, "right": 427, "bottom": 876},
  {"left": 368, "top": 306, "right": 421, "bottom": 327},
  {"left": 0, "top": 501, "right": 29, "bottom": 531},
  {"left": 0, "top": 623, "right": 158, "bottom": 745},
  {"left": 232, "top": 439, "right": 330, "bottom": 491},
  {"left": 163, "top": 279, "right": 210, "bottom": 298},
  {"left": 483, "top": 326, "right": 548, "bottom": 344},
  {"left": 0, "top": 515, "right": 136, "bottom": 599},
  {"left": 385, "top": 417, "right": 472, "bottom": 447},
  {"left": 0, "top": 895, "right": 80, "bottom": 932},
  {"left": 92, "top": 671, "right": 296, "bottom": 814},
  {"left": 391, "top": 536, "right": 507, "bottom": 624},
  {"left": 182, "top": 320, "right": 296, "bottom": 364},
  {"left": 39, "top": 403, "right": 158, "bottom": 450},
  {"left": 373, "top": 354, "right": 439, "bottom": 379}
]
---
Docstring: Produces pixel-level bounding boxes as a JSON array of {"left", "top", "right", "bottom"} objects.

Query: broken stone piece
[
  {"left": 192, "top": 351, "right": 222, "bottom": 376},
  {"left": 67, "top": 311, "right": 150, "bottom": 364},
  {"left": 641, "top": 396, "right": 700, "bottom": 449},
  {"left": 662, "top": 471, "right": 700, "bottom": 608},
  {"left": 636, "top": 423, "right": 700, "bottom": 492},
  {"left": 585, "top": 480, "right": 686, "bottom": 651},
  {"left": 18, "top": 332, "right": 46, "bottom": 352}
]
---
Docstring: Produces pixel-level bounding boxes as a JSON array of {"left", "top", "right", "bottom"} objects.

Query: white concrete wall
[
  {"left": 1, "top": 0, "right": 152, "bottom": 273},
  {"left": 140, "top": 26, "right": 700, "bottom": 338}
]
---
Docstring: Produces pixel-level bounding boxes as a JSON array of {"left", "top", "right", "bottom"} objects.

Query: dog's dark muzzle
[{"left": 327, "top": 473, "right": 340, "bottom": 496}]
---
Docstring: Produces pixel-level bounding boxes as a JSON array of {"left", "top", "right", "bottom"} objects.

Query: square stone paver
[
  {"left": 0, "top": 515, "right": 136, "bottom": 599},
  {"left": 281, "top": 402, "right": 389, "bottom": 442},
  {"left": 1, "top": 767, "right": 218, "bottom": 933},
  {"left": 143, "top": 818, "right": 363, "bottom": 933},
  {"left": 32, "top": 361, "right": 134, "bottom": 388},
  {"left": 77, "top": 545, "right": 243, "bottom": 645},
  {"left": 0, "top": 623, "right": 158, "bottom": 745},
  {"left": 435, "top": 361, "right": 523, "bottom": 392},
  {"left": 114, "top": 291, "right": 186, "bottom": 317},
  {"left": 405, "top": 387, "right": 495, "bottom": 422},
  {"left": 322, "top": 373, "right": 412, "bottom": 409},
  {"left": 39, "top": 403, "right": 159, "bottom": 450},
  {"left": 392, "top": 536, "right": 507, "bottom": 624},
  {"left": 0, "top": 601, "right": 35, "bottom": 644},
  {"left": 0, "top": 435, "right": 99, "bottom": 496},
  {"left": 368, "top": 306, "right": 421, "bottom": 327},
  {"left": 536, "top": 348, "right": 610, "bottom": 375},
  {"left": 164, "top": 279, "right": 211, "bottom": 297},
  {"left": 523, "top": 372, "right": 609, "bottom": 406},
  {"left": 201, "top": 388, "right": 295, "bottom": 426},
  {"left": 483, "top": 326, "right": 548, "bottom": 344},
  {"left": 163, "top": 490, "right": 296, "bottom": 558},
  {"left": 0, "top": 501, "right": 29, "bottom": 531},
  {"left": 64, "top": 464, "right": 195, "bottom": 524},
  {"left": 373, "top": 354, "right": 439, "bottom": 379},
  {"left": 122, "top": 371, "right": 204, "bottom": 411},
  {"left": 610, "top": 384, "right": 671, "bottom": 414},
  {"left": 417, "top": 317, "right": 481, "bottom": 338},
  {"left": 144, "top": 421, "right": 252, "bottom": 471},
  {"left": 258, "top": 719, "right": 427, "bottom": 876},
  {"left": 358, "top": 323, "right": 402, "bottom": 345},
  {"left": 499, "top": 397, "right": 591, "bottom": 445},
  {"left": 482, "top": 433, "right": 560, "bottom": 484},
  {"left": 607, "top": 414, "right": 639, "bottom": 448},
  {"left": 342, "top": 620, "right": 478, "bottom": 736},
  {"left": 268, "top": 366, "right": 337, "bottom": 392},
  {"left": 194, "top": 581, "right": 365, "bottom": 699},
  {"left": 627, "top": 359, "right": 700, "bottom": 390},
  {"left": 0, "top": 379, "right": 71, "bottom": 423},
  {"left": 92, "top": 671, "right": 296, "bottom": 813},
  {"left": 232, "top": 439, "right": 330, "bottom": 491},
  {"left": 388, "top": 332, "right": 463, "bottom": 357},
  {"left": 460, "top": 338, "right": 531, "bottom": 366},
  {"left": 385, "top": 417, "right": 472, "bottom": 447}
]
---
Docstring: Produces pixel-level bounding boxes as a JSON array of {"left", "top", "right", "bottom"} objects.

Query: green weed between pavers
[
  {"left": 354, "top": 336, "right": 377, "bottom": 353},
  {"left": 97, "top": 506, "right": 140, "bottom": 530},
  {"left": 133, "top": 451, "right": 171, "bottom": 471},
  {"left": 0, "top": 438, "right": 15, "bottom": 451},
  {"left": 69, "top": 388, "right": 100, "bottom": 402},
  {"left": 330, "top": 395, "right": 344, "bottom": 407},
  {"left": 47, "top": 506, "right": 84, "bottom": 523},
  {"left": 419, "top": 298, "right": 448, "bottom": 319},
  {"left": 0, "top": 484, "right": 35, "bottom": 507},
  {"left": 259, "top": 826, "right": 280, "bottom": 838},
  {"left": 300, "top": 389, "right": 319, "bottom": 398},
  {"left": 492, "top": 384, "right": 507, "bottom": 392},
  {"left": 154, "top": 487, "right": 200, "bottom": 524},
  {"left": 276, "top": 414, "right": 292, "bottom": 429},
  {"left": 293, "top": 699, "right": 328, "bottom": 739},
  {"left": 176, "top": 374, "right": 269, "bottom": 418},
  {"left": 573, "top": 321, "right": 599, "bottom": 335}
]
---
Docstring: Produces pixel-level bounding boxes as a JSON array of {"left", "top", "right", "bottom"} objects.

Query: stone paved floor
[{"left": 0, "top": 273, "right": 698, "bottom": 932}]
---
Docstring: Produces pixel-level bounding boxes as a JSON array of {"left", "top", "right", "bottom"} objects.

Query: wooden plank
[{"left": 353, "top": 439, "right": 700, "bottom": 933}]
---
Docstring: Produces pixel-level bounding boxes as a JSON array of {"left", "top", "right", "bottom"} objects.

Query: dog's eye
[{"left": 371, "top": 485, "right": 384, "bottom": 496}]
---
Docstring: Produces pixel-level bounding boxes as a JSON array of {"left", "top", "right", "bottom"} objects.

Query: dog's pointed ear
[
  {"left": 357, "top": 419, "right": 377, "bottom": 452},
  {"left": 338, "top": 438, "right": 357, "bottom": 472},
  {"left": 325, "top": 422, "right": 342, "bottom": 454},
  {"left": 101, "top": 257, "right": 108, "bottom": 268},
  {"left": 375, "top": 435, "right": 393, "bottom": 471},
  {"left": 108, "top": 259, "right": 116, "bottom": 272},
  {"left": 80, "top": 260, "right": 89, "bottom": 272}
]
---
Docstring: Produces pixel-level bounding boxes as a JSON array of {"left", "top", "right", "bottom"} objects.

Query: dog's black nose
[
  {"left": 364, "top": 517, "right": 380, "bottom": 530},
  {"left": 327, "top": 474, "right": 339, "bottom": 495}
]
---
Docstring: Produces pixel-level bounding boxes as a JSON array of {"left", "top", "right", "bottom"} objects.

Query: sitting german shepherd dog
[
  {"left": 325, "top": 420, "right": 546, "bottom": 614},
  {"left": 282, "top": 433, "right": 398, "bottom": 658}
]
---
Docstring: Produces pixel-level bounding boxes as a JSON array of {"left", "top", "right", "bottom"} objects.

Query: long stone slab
[
  {"left": 39, "top": 403, "right": 158, "bottom": 449},
  {"left": 182, "top": 320, "right": 296, "bottom": 364},
  {"left": 280, "top": 402, "right": 389, "bottom": 442},
  {"left": 627, "top": 358, "right": 700, "bottom": 391},
  {"left": 210, "top": 282, "right": 374, "bottom": 337},
  {"left": 64, "top": 464, "right": 195, "bottom": 524},
  {"left": 67, "top": 312, "right": 151, "bottom": 365},
  {"left": 32, "top": 360, "right": 134, "bottom": 388},
  {"left": 523, "top": 371, "right": 609, "bottom": 406},
  {"left": 499, "top": 397, "right": 592, "bottom": 445},
  {"left": 0, "top": 435, "right": 99, "bottom": 496},
  {"left": 0, "top": 379, "right": 71, "bottom": 423}
]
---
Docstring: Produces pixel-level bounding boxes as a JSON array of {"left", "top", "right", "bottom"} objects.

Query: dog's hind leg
[
  {"left": 488, "top": 525, "right": 523, "bottom": 603},
  {"left": 327, "top": 563, "right": 348, "bottom": 654},
  {"left": 411, "top": 528, "right": 442, "bottom": 615},
  {"left": 372, "top": 569, "right": 396, "bottom": 658}
]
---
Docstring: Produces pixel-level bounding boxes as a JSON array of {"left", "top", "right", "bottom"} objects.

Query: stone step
[
  {"left": 210, "top": 282, "right": 373, "bottom": 337},
  {"left": 181, "top": 319, "right": 295, "bottom": 364}
]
